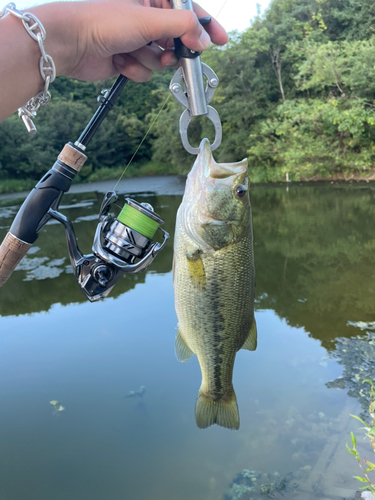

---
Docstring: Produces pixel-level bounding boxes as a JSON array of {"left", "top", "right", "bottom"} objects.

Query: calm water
[{"left": 0, "top": 178, "right": 374, "bottom": 500}]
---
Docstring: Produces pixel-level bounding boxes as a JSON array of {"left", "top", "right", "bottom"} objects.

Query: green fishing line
[{"left": 117, "top": 204, "right": 159, "bottom": 239}]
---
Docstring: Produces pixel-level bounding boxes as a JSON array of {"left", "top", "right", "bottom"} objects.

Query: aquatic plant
[
  {"left": 327, "top": 324, "right": 375, "bottom": 420},
  {"left": 225, "top": 483, "right": 253, "bottom": 500},
  {"left": 224, "top": 470, "right": 260, "bottom": 499},
  {"left": 224, "top": 469, "right": 297, "bottom": 499},
  {"left": 347, "top": 380, "right": 375, "bottom": 496}
]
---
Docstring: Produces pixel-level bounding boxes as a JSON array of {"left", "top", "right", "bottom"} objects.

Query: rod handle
[{"left": 0, "top": 232, "right": 32, "bottom": 287}]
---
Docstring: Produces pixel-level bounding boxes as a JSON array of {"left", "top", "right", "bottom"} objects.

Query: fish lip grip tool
[{"left": 169, "top": 0, "right": 222, "bottom": 155}]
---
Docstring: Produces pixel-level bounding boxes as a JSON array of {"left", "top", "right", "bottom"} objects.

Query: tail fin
[{"left": 195, "top": 387, "right": 239, "bottom": 430}]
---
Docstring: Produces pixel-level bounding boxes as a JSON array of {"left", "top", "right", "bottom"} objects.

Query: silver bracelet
[{"left": 0, "top": 2, "right": 56, "bottom": 134}]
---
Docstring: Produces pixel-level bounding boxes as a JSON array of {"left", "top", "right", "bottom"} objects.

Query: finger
[
  {"left": 139, "top": 8, "right": 211, "bottom": 52},
  {"left": 149, "top": 0, "right": 228, "bottom": 46},
  {"left": 129, "top": 44, "right": 166, "bottom": 71},
  {"left": 113, "top": 53, "right": 152, "bottom": 82},
  {"left": 153, "top": 37, "right": 175, "bottom": 50},
  {"left": 149, "top": 0, "right": 171, "bottom": 8},
  {"left": 160, "top": 48, "right": 179, "bottom": 67},
  {"left": 192, "top": 1, "right": 228, "bottom": 46}
]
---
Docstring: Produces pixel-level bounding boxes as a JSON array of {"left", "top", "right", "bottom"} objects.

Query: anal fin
[
  {"left": 175, "top": 327, "right": 194, "bottom": 362},
  {"left": 241, "top": 317, "right": 257, "bottom": 351}
]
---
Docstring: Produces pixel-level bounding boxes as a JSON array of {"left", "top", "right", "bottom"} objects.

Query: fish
[
  {"left": 173, "top": 138, "right": 257, "bottom": 430},
  {"left": 50, "top": 400, "right": 65, "bottom": 412},
  {"left": 124, "top": 386, "right": 146, "bottom": 399}
]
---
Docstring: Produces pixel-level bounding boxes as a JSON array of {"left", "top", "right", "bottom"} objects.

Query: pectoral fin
[
  {"left": 186, "top": 250, "right": 206, "bottom": 291},
  {"left": 175, "top": 327, "right": 194, "bottom": 362},
  {"left": 241, "top": 317, "right": 257, "bottom": 351}
]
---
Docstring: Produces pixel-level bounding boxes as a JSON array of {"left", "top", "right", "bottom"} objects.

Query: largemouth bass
[{"left": 173, "top": 138, "right": 257, "bottom": 430}]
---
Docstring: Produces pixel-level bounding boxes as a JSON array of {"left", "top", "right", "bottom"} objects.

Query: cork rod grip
[{"left": 0, "top": 232, "right": 32, "bottom": 287}]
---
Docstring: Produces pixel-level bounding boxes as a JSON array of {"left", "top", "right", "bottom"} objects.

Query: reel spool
[{"left": 103, "top": 199, "right": 163, "bottom": 263}]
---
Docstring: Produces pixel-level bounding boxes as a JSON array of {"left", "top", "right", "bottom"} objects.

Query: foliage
[
  {"left": 0, "top": 177, "right": 36, "bottom": 194},
  {"left": 2, "top": 0, "right": 375, "bottom": 188},
  {"left": 248, "top": 97, "right": 375, "bottom": 181},
  {"left": 347, "top": 380, "right": 375, "bottom": 495}
]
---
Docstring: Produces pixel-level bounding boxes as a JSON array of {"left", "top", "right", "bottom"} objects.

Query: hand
[
  {"left": 0, "top": 0, "right": 227, "bottom": 122},
  {"left": 65, "top": 0, "right": 228, "bottom": 82}
]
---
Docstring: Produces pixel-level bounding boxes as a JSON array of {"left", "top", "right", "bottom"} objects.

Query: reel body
[{"left": 49, "top": 191, "right": 169, "bottom": 302}]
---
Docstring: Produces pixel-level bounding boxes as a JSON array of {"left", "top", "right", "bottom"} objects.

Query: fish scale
[{"left": 173, "top": 138, "right": 257, "bottom": 430}]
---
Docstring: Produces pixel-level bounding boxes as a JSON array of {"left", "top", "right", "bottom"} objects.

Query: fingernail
[
  {"left": 165, "top": 54, "right": 179, "bottom": 67},
  {"left": 199, "top": 29, "right": 211, "bottom": 50},
  {"left": 113, "top": 54, "right": 125, "bottom": 67}
]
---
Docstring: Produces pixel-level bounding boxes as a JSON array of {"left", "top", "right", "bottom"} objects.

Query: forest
[{"left": 1, "top": 0, "right": 375, "bottom": 190}]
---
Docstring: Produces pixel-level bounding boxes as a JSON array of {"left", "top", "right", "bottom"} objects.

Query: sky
[
  {"left": 7, "top": 0, "right": 271, "bottom": 33},
  {"left": 198, "top": 0, "right": 270, "bottom": 32}
]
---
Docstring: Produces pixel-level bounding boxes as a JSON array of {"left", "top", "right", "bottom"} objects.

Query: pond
[{"left": 0, "top": 177, "right": 374, "bottom": 500}]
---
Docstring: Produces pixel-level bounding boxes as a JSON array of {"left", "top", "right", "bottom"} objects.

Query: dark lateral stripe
[{"left": 211, "top": 266, "right": 225, "bottom": 399}]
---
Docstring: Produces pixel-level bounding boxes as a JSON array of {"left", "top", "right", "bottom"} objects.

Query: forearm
[{"left": 0, "top": 2, "right": 82, "bottom": 123}]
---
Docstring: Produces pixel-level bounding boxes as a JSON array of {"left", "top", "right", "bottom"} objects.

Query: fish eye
[{"left": 235, "top": 185, "right": 247, "bottom": 198}]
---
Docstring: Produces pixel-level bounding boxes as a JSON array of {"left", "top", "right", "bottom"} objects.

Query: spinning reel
[{"left": 49, "top": 191, "right": 168, "bottom": 301}]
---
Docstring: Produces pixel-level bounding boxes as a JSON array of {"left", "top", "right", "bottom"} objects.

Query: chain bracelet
[{"left": 0, "top": 2, "right": 56, "bottom": 134}]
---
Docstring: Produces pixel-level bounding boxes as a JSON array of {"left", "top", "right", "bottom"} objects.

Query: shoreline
[{"left": 2, "top": 172, "right": 375, "bottom": 201}]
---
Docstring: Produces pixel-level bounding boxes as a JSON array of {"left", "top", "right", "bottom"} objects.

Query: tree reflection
[
  {"left": 0, "top": 192, "right": 181, "bottom": 316},
  {"left": 252, "top": 183, "right": 375, "bottom": 349},
  {"left": 1, "top": 181, "right": 375, "bottom": 355}
]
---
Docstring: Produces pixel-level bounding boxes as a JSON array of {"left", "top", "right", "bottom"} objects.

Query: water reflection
[
  {"left": 2, "top": 182, "right": 375, "bottom": 349},
  {"left": 251, "top": 183, "right": 375, "bottom": 349},
  {"left": 0, "top": 180, "right": 374, "bottom": 499},
  {"left": 0, "top": 192, "right": 181, "bottom": 316}
]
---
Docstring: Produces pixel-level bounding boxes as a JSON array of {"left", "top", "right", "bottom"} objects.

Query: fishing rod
[{"left": 0, "top": 0, "right": 222, "bottom": 302}]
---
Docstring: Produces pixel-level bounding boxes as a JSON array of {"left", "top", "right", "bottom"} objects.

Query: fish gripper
[{"left": 169, "top": 0, "right": 222, "bottom": 155}]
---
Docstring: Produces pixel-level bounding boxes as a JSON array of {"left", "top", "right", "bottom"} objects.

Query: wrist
[{"left": 27, "top": 2, "right": 84, "bottom": 78}]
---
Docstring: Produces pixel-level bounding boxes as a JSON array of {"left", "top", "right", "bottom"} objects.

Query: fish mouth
[
  {"left": 199, "top": 213, "right": 227, "bottom": 225},
  {"left": 198, "top": 139, "right": 248, "bottom": 180}
]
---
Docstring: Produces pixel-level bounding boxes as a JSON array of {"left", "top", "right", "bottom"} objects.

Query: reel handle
[{"left": 0, "top": 232, "right": 32, "bottom": 287}]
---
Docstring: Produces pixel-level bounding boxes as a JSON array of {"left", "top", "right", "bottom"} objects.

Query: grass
[
  {"left": 82, "top": 160, "right": 177, "bottom": 183},
  {"left": 3, "top": 162, "right": 375, "bottom": 195},
  {"left": 0, "top": 178, "right": 36, "bottom": 194},
  {"left": 0, "top": 161, "right": 178, "bottom": 195}
]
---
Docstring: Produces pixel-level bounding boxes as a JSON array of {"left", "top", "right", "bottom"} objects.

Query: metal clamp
[
  {"left": 179, "top": 106, "right": 222, "bottom": 154},
  {"left": 170, "top": 63, "right": 221, "bottom": 154},
  {"left": 169, "top": 0, "right": 222, "bottom": 155},
  {"left": 169, "top": 64, "right": 222, "bottom": 154},
  {"left": 169, "top": 64, "right": 218, "bottom": 110}
]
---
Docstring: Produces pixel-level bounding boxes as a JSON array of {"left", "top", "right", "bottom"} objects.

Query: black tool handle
[{"left": 174, "top": 17, "right": 211, "bottom": 59}]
